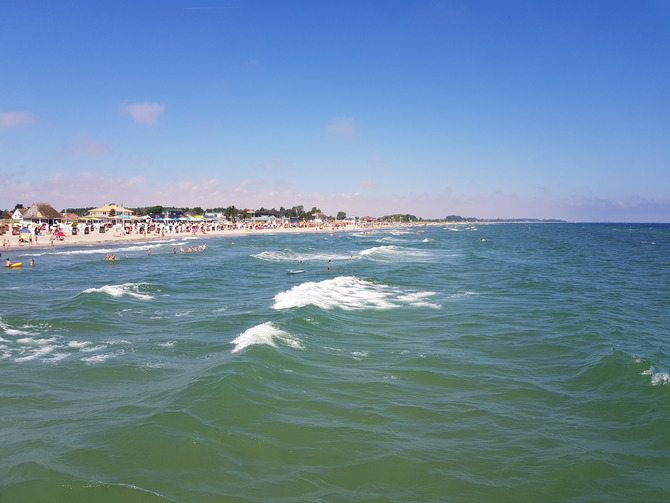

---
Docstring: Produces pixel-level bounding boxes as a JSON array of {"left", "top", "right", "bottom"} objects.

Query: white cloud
[
  {"left": 326, "top": 117, "right": 357, "bottom": 138},
  {"left": 2, "top": 172, "right": 668, "bottom": 222},
  {"left": 70, "top": 135, "right": 109, "bottom": 156},
  {"left": 0, "top": 111, "right": 37, "bottom": 129},
  {"left": 119, "top": 102, "right": 165, "bottom": 124}
]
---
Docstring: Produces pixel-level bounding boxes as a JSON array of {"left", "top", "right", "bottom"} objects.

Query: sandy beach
[{"left": 1, "top": 221, "right": 408, "bottom": 256}]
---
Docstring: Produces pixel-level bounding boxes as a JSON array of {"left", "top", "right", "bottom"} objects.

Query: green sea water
[{"left": 1, "top": 223, "right": 669, "bottom": 502}]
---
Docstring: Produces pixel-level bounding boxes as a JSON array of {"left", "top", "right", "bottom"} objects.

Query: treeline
[
  {"left": 52, "top": 204, "right": 351, "bottom": 221},
  {"left": 445, "top": 215, "right": 478, "bottom": 222},
  {"left": 128, "top": 205, "right": 350, "bottom": 221},
  {"left": 380, "top": 214, "right": 420, "bottom": 222}
]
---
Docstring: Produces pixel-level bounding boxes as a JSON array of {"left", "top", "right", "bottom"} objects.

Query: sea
[{"left": 1, "top": 223, "right": 669, "bottom": 503}]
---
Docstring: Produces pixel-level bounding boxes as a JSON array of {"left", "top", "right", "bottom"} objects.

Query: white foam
[
  {"left": 377, "top": 237, "right": 411, "bottom": 243},
  {"left": 272, "top": 276, "right": 440, "bottom": 311},
  {"left": 3, "top": 327, "right": 30, "bottom": 336},
  {"left": 16, "top": 337, "right": 57, "bottom": 345},
  {"left": 447, "top": 291, "right": 479, "bottom": 300},
  {"left": 0, "top": 318, "right": 42, "bottom": 337},
  {"left": 14, "top": 345, "right": 56, "bottom": 362},
  {"left": 80, "top": 345, "right": 108, "bottom": 353},
  {"left": 1, "top": 320, "right": 131, "bottom": 364},
  {"left": 397, "top": 292, "right": 442, "bottom": 309},
  {"left": 30, "top": 241, "right": 167, "bottom": 257},
  {"left": 82, "top": 283, "right": 155, "bottom": 300},
  {"left": 81, "top": 352, "right": 117, "bottom": 364},
  {"left": 642, "top": 367, "right": 670, "bottom": 386},
  {"left": 43, "top": 352, "right": 70, "bottom": 363},
  {"left": 67, "top": 341, "right": 91, "bottom": 348},
  {"left": 231, "top": 322, "right": 303, "bottom": 353},
  {"left": 359, "top": 245, "right": 432, "bottom": 262},
  {"left": 252, "top": 249, "right": 355, "bottom": 262}
]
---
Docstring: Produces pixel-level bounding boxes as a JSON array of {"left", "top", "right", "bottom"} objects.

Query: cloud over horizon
[{"left": 3, "top": 171, "right": 668, "bottom": 222}]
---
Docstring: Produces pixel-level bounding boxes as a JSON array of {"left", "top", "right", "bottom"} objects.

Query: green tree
[
  {"left": 336, "top": 211, "right": 347, "bottom": 220},
  {"left": 146, "top": 205, "right": 165, "bottom": 215},
  {"left": 287, "top": 205, "right": 305, "bottom": 220},
  {"left": 223, "top": 205, "right": 238, "bottom": 221}
]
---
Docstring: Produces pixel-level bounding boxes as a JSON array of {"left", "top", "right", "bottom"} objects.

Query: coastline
[{"left": 2, "top": 222, "right": 421, "bottom": 256}]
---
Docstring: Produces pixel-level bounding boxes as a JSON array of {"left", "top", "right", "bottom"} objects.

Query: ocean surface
[{"left": 1, "top": 223, "right": 669, "bottom": 502}]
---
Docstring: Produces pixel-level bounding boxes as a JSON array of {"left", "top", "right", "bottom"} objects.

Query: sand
[{"left": 1, "top": 222, "right": 389, "bottom": 255}]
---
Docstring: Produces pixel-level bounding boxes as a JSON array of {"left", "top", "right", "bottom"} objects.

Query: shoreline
[{"left": 2, "top": 222, "right": 424, "bottom": 257}]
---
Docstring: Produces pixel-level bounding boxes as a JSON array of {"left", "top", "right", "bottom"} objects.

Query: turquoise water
[{"left": 1, "top": 223, "right": 669, "bottom": 502}]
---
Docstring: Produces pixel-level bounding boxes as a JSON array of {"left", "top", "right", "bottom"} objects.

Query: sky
[{"left": 1, "top": 0, "right": 669, "bottom": 221}]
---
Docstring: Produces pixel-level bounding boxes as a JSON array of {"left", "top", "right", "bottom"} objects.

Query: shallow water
[{"left": 1, "top": 223, "right": 669, "bottom": 502}]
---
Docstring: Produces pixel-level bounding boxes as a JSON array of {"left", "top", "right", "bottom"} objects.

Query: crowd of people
[{"left": 103, "top": 243, "right": 208, "bottom": 262}]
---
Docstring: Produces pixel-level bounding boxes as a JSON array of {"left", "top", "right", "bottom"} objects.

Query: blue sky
[{"left": 1, "top": 0, "right": 669, "bottom": 221}]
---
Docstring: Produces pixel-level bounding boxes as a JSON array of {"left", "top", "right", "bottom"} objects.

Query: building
[
  {"left": 311, "top": 212, "right": 329, "bottom": 224},
  {"left": 11, "top": 207, "right": 27, "bottom": 220},
  {"left": 254, "top": 209, "right": 288, "bottom": 224},
  {"left": 148, "top": 209, "right": 186, "bottom": 221},
  {"left": 86, "top": 204, "right": 134, "bottom": 223},
  {"left": 21, "top": 202, "right": 62, "bottom": 226}
]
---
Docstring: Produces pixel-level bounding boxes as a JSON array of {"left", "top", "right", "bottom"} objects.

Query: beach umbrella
[
  {"left": 56, "top": 231, "right": 66, "bottom": 237},
  {"left": 20, "top": 227, "right": 31, "bottom": 234}
]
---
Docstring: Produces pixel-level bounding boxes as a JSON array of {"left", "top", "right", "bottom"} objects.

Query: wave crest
[
  {"left": 231, "top": 322, "right": 303, "bottom": 353},
  {"left": 82, "top": 283, "right": 156, "bottom": 300},
  {"left": 272, "top": 276, "right": 440, "bottom": 311}
]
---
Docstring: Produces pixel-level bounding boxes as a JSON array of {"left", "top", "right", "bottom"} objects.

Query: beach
[{"left": 2, "top": 220, "right": 405, "bottom": 255}]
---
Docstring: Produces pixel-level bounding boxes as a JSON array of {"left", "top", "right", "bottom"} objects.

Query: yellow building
[{"left": 87, "top": 204, "right": 133, "bottom": 219}]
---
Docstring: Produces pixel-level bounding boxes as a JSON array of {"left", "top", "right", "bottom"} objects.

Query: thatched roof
[{"left": 22, "top": 202, "right": 62, "bottom": 220}]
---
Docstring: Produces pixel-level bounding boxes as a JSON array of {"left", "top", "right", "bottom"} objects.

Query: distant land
[{"left": 443, "top": 215, "right": 567, "bottom": 223}]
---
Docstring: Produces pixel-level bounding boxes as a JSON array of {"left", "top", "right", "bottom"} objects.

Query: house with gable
[{"left": 11, "top": 207, "right": 27, "bottom": 221}]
